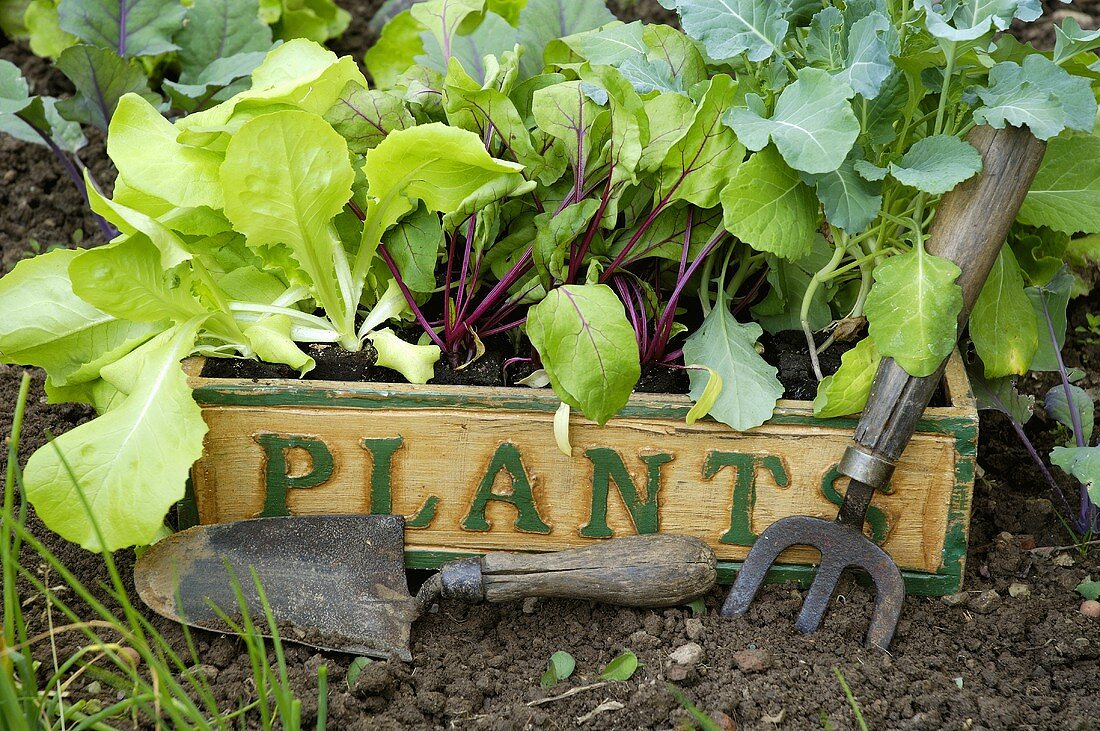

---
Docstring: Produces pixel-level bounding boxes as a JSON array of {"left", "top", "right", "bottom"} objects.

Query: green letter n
[{"left": 580, "top": 448, "right": 671, "bottom": 538}]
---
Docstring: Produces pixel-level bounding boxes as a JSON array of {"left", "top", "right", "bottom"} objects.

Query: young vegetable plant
[{"left": 0, "top": 0, "right": 349, "bottom": 234}]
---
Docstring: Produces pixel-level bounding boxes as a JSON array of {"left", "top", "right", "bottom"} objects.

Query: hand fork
[{"left": 721, "top": 125, "right": 1048, "bottom": 650}]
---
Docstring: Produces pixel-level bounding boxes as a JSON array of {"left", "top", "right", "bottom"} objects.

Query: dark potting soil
[
  {"left": 199, "top": 330, "right": 851, "bottom": 400},
  {"left": 3, "top": 2, "right": 1100, "bottom": 729}
]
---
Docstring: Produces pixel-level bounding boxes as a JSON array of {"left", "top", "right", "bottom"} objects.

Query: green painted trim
[
  {"left": 190, "top": 382, "right": 975, "bottom": 435},
  {"left": 401, "top": 551, "right": 961, "bottom": 596}
]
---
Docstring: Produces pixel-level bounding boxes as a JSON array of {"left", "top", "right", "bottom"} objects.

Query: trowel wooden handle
[
  {"left": 437, "top": 534, "right": 717, "bottom": 607},
  {"left": 846, "top": 126, "right": 1047, "bottom": 482}
]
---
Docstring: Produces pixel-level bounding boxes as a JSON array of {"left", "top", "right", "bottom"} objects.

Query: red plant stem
[
  {"left": 453, "top": 214, "right": 478, "bottom": 331},
  {"left": 377, "top": 244, "right": 447, "bottom": 351},
  {"left": 568, "top": 169, "right": 614, "bottom": 284},
  {"left": 462, "top": 248, "right": 534, "bottom": 332},
  {"left": 649, "top": 230, "right": 728, "bottom": 361},
  {"left": 599, "top": 193, "right": 675, "bottom": 282},
  {"left": 480, "top": 317, "right": 528, "bottom": 338}
]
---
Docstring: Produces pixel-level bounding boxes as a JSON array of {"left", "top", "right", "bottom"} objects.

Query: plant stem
[
  {"left": 19, "top": 113, "right": 117, "bottom": 240},
  {"left": 377, "top": 244, "right": 447, "bottom": 351},
  {"left": 803, "top": 240, "right": 847, "bottom": 380}
]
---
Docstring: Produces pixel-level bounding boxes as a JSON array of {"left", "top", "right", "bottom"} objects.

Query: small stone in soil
[
  {"left": 942, "top": 592, "right": 969, "bottom": 606},
  {"left": 685, "top": 617, "right": 704, "bottom": 640},
  {"left": 1081, "top": 599, "right": 1100, "bottom": 618},
  {"left": 669, "top": 642, "right": 704, "bottom": 666},
  {"left": 969, "top": 589, "right": 1001, "bottom": 614},
  {"left": 522, "top": 597, "right": 539, "bottom": 614},
  {"left": 732, "top": 648, "right": 772, "bottom": 673},
  {"left": 1008, "top": 582, "right": 1031, "bottom": 598}
]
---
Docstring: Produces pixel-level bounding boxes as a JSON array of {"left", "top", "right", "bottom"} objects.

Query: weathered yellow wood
[{"left": 184, "top": 352, "right": 976, "bottom": 582}]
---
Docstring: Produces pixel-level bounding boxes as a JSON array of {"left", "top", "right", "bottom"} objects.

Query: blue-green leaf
[
  {"left": 888, "top": 135, "right": 983, "bottom": 195},
  {"left": 973, "top": 55, "right": 1097, "bottom": 141},
  {"left": 659, "top": 0, "right": 790, "bottom": 63},
  {"left": 725, "top": 68, "right": 858, "bottom": 174},
  {"left": 682, "top": 300, "right": 783, "bottom": 431}
]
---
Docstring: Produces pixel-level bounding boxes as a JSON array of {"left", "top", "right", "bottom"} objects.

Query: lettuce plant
[
  {"left": 2, "top": 0, "right": 1100, "bottom": 550},
  {"left": 0, "top": 0, "right": 351, "bottom": 233}
]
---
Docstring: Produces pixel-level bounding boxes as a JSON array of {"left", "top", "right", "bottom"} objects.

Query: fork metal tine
[{"left": 720, "top": 514, "right": 905, "bottom": 650}]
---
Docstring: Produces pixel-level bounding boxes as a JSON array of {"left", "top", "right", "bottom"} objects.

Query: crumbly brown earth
[{"left": 2, "top": 3, "right": 1100, "bottom": 729}]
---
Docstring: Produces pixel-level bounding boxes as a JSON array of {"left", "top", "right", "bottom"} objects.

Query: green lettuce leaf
[
  {"left": 107, "top": 94, "right": 225, "bottom": 210},
  {"left": 0, "top": 248, "right": 162, "bottom": 386},
  {"left": 222, "top": 109, "right": 356, "bottom": 342},
  {"left": 24, "top": 320, "right": 208, "bottom": 551}
]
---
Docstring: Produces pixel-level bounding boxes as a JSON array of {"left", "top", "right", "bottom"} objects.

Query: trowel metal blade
[{"left": 134, "top": 515, "right": 420, "bottom": 661}]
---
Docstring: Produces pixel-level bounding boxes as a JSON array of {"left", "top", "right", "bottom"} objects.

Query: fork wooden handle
[{"left": 844, "top": 125, "right": 1047, "bottom": 484}]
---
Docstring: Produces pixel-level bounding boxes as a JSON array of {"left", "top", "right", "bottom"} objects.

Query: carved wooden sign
[{"left": 182, "top": 354, "right": 977, "bottom": 596}]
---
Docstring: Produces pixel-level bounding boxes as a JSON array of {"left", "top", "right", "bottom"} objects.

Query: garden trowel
[
  {"left": 721, "top": 125, "right": 1048, "bottom": 650},
  {"left": 135, "top": 515, "right": 717, "bottom": 661}
]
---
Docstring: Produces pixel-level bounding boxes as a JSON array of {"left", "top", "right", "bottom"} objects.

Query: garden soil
[{"left": 2, "top": 1, "right": 1100, "bottom": 728}]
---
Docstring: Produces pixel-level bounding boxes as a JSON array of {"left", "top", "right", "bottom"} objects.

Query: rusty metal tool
[
  {"left": 135, "top": 515, "right": 717, "bottom": 661},
  {"left": 720, "top": 125, "right": 1047, "bottom": 650}
]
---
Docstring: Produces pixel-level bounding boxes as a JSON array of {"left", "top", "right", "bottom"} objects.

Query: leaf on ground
[
  {"left": 1077, "top": 576, "right": 1100, "bottom": 601},
  {"left": 540, "top": 650, "right": 575, "bottom": 689},
  {"left": 600, "top": 650, "right": 639, "bottom": 681}
]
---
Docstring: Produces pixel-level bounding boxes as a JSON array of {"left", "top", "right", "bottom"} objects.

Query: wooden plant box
[{"left": 180, "top": 353, "right": 977, "bottom": 596}]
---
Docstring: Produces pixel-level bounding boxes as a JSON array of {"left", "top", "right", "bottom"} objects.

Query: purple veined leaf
[
  {"left": 57, "top": 0, "right": 186, "bottom": 58},
  {"left": 55, "top": 44, "right": 159, "bottom": 131}
]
